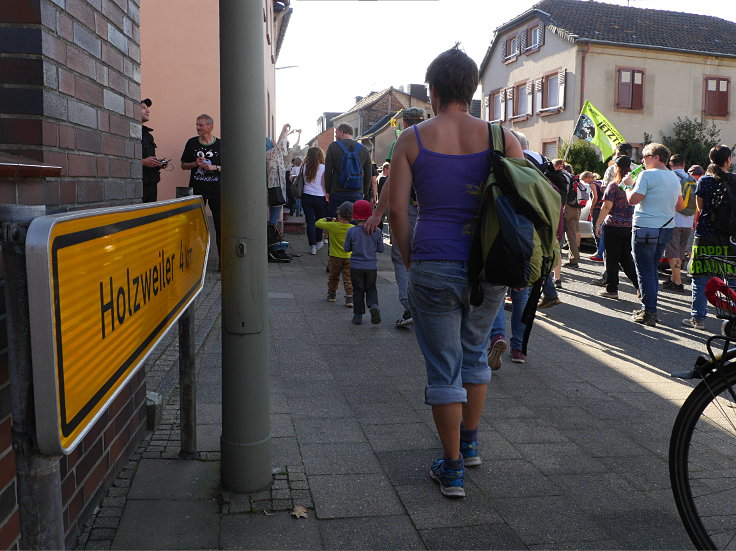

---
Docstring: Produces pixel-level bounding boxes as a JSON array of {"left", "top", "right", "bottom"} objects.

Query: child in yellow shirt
[{"left": 316, "top": 201, "right": 354, "bottom": 307}]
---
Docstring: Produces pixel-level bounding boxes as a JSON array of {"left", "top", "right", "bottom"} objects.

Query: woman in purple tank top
[{"left": 389, "top": 46, "right": 523, "bottom": 498}]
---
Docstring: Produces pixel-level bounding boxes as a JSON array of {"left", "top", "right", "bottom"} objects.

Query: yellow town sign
[{"left": 26, "top": 197, "right": 209, "bottom": 454}]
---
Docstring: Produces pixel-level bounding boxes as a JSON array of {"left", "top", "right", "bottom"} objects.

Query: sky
[{"left": 275, "top": 0, "right": 736, "bottom": 143}]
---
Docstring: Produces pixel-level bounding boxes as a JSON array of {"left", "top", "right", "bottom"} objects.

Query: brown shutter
[
  {"left": 501, "top": 39, "right": 507, "bottom": 60},
  {"left": 705, "top": 78, "right": 717, "bottom": 116},
  {"left": 538, "top": 24, "right": 545, "bottom": 46},
  {"left": 617, "top": 69, "right": 632, "bottom": 109},
  {"left": 717, "top": 79, "right": 729, "bottom": 116},
  {"left": 631, "top": 70, "right": 644, "bottom": 109},
  {"left": 558, "top": 68, "right": 566, "bottom": 109},
  {"left": 519, "top": 31, "right": 527, "bottom": 52}
]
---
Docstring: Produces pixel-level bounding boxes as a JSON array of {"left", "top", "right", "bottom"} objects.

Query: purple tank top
[{"left": 410, "top": 125, "right": 490, "bottom": 261}]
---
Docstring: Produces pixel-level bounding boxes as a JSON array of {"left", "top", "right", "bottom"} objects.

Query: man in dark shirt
[
  {"left": 180, "top": 114, "right": 222, "bottom": 263},
  {"left": 141, "top": 98, "right": 163, "bottom": 202},
  {"left": 324, "top": 123, "right": 372, "bottom": 217}
]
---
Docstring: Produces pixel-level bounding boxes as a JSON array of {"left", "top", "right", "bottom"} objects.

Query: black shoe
[
  {"left": 591, "top": 277, "right": 607, "bottom": 287},
  {"left": 662, "top": 279, "right": 685, "bottom": 292},
  {"left": 554, "top": 279, "right": 562, "bottom": 289},
  {"left": 563, "top": 262, "right": 579, "bottom": 268}
]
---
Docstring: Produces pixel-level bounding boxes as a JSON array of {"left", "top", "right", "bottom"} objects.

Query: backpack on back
[
  {"left": 711, "top": 175, "right": 736, "bottom": 238},
  {"left": 336, "top": 141, "right": 364, "bottom": 191},
  {"left": 567, "top": 177, "right": 590, "bottom": 207},
  {"left": 676, "top": 172, "right": 698, "bottom": 216},
  {"left": 468, "top": 124, "right": 561, "bottom": 352}
]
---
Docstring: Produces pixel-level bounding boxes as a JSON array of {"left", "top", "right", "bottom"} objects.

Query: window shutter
[
  {"left": 526, "top": 81, "right": 533, "bottom": 115},
  {"left": 631, "top": 70, "right": 644, "bottom": 110},
  {"left": 499, "top": 88, "right": 506, "bottom": 121},
  {"left": 705, "top": 78, "right": 717, "bottom": 116},
  {"left": 558, "top": 68, "right": 566, "bottom": 109},
  {"left": 538, "top": 24, "right": 545, "bottom": 47},
  {"left": 534, "top": 78, "right": 543, "bottom": 113},
  {"left": 501, "top": 39, "right": 507, "bottom": 60},
  {"left": 519, "top": 31, "right": 527, "bottom": 52},
  {"left": 717, "top": 79, "right": 729, "bottom": 116},
  {"left": 617, "top": 68, "right": 632, "bottom": 109},
  {"left": 484, "top": 94, "right": 490, "bottom": 120}
]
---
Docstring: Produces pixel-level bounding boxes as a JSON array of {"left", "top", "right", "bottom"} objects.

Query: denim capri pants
[{"left": 408, "top": 260, "right": 506, "bottom": 405}]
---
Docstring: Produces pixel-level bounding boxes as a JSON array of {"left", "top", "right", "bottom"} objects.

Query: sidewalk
[{"left": 75, "top": 234, "right": 703, "bottom": 550}]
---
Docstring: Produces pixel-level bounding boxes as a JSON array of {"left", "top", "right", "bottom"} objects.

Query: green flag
[{"left": 573, "top": 101, "right": 626, "bottom": 161}]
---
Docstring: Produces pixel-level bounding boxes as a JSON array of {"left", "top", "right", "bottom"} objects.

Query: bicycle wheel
[{"left": 670, "top": 365, "right": 736, "bottom": 549}]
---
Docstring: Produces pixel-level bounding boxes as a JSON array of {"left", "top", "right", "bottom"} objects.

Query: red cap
[{"left": 352, "top": 199, "right": 372, "bottom": 220}]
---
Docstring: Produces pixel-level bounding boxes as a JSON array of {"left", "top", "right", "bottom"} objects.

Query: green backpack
[{"left": 468, "top": 124, "right": 561, "bottom": 351}]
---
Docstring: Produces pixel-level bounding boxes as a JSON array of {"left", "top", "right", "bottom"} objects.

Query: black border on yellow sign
[{"left": 52, "top": 202, "right": 203, "bottom": 437}]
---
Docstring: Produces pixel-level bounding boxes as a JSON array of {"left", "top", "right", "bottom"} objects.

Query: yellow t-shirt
[{"left": 315, "top": 219, "right": 353, "bottom": 258}]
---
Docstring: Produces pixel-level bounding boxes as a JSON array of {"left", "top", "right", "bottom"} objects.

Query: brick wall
[
  {"left": 0, "top": 272, "right": 19, "bottom": 550},
  {"left": 1, "top": 0, "right": 142, "bottom": 209},
  {"left": 0, "top": 0, "right": 146, "bottom": 546}
]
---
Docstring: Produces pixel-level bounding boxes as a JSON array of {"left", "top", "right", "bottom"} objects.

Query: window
[
  {"left": 542, "top": 140, "right": 558, "bottom": 159},
  {"left": 489, "top": 91, "right": 502, "bottom": 121},
  {"left": 526, "top": 26, "right": 541, "bottom": 50},
  {"left": 705, "top": 77, "right": 729, "bottom": 117},
  {"left": 505, "top": 87, "right": 514, "bottom": 119},
  {"left": 617, "top": 68, "right": 644, "bottom": 110},
  {"left": 503, "top": 35, "right": 519, "bottom": 60},
  {"left": 544, "top": 74, "right": 558, "bottom": 108},
  {"left": 539, "top": 69, "right": 566, "bottom": 111},
  {"left": 514, "top": 83, "right": 527, "bottom": 117}
]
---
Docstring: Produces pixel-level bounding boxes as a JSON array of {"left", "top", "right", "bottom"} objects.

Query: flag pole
[{"left": 562, "top": 105, "right": 583, "bottom": 161}]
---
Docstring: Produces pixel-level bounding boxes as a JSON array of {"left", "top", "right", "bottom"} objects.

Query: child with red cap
[{"left": 344, "top": 199, "right": 384, "bottom": 325}]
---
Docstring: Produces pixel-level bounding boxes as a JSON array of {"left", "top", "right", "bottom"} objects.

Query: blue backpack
[{"left": 336, "top": 141, "right": 364, "bottom": 191}]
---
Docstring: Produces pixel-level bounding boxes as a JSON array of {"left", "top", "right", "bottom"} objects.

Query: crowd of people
[{"left": 143, "top": 46, "right": 734, "bottom": 502}]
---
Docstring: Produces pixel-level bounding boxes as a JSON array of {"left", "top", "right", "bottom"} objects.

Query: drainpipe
[{"left": 579, "top": 41, "right": 591, "bottom": 112}]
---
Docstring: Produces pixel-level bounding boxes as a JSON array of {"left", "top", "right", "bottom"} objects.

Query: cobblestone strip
[{"left": 220, "top": 465, "right": 312, "bottom": 516}]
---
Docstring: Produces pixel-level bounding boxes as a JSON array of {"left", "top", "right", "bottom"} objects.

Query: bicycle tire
[{"left": 670, "top": 364, "right": 736, "bottom": 550}]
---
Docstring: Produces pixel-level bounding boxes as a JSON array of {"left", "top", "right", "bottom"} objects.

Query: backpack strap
[
  {"left": 336, "top": 140, "right": 348, "bottom": 154},
  {"left": 487, "top": 123, "right": 505, "bottom": 155}
]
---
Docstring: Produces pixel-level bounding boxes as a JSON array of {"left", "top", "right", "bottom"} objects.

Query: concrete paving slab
[
  {"left": 376, "top": 449, "right": 440, "bottom": 486},
  {"left": 491, "top": 495, "right": 609, "bottom": 546},
  {"left": 220, "top": 512, "right": 321, "bottom": 550},
  {"left": 293, "top": 417, "right": 366, "bottom": 444},
  {"left": 593, "top": 509, "right": 692, "bottom": 549},
  {"left": 319, "top": 516, "right": 424, "bottom": 550},
  {"left": 287, "top": 395, "right": 355, "bottom": 418},
  {"left": 127, "top": 459, "right": 220, "bottom": 500},
  {"left": 419, "top": 523, "right": 527, "bottom": 550},
  {"left": 351, "top": 401, "right": 422, "bottom": 425},
  {"left": 271, "top": 436, "right": 303, "bottom": 467},
  {"left": 467, "top": 460, "right": 561, "bottom": 499},
  {"left": 112, "top": 499, "right": 220, "bottom": 549},
  {"left": 309, "top": 474, "right": 404, "bottom": 519},
  {"left": 515, "top": 442, "right": 609, "bottom": 475},
  {"left": 271, "top": 413, "right": 296, "bottom": 437},
  {"left": 301, "top": 443, "right": 383, "bottom": 475},
  {"left": 396, "top": 482, "right": 502, "bottom": 530},
  {"left": 491, "top": 418, "right": 572, "bottom": 445},
  {"left": 362, "top": 422, "right": 437, "bottom": 452},
  {"left": 195, "top": 424, "right": 220, "bottom": 451}
]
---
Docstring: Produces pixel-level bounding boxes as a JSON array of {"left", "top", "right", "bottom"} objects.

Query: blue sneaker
[
  {"left": 460, "top": 441, "right": 481, "bottom": 466},
  {"left": 429, "top": 458, "right": 465, "bottom": 498}
]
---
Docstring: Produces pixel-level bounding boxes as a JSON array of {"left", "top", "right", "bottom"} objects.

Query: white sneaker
[
  {"left": 315, "top": 242, "right": 324, "bottom": 252},
  {"left": 310, "top": 245, "right": 317, "bottom": 255}
]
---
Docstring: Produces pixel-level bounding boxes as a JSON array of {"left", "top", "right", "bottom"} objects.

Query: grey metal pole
[
  {"left": 1, "top": 205, "right": 65, "bottom": 549},
  {"left": 178, "top": 307, "right": 197, "bottom": 458},
  {"left": 219, "top": 0, "right": 271, "bottom": 491}
]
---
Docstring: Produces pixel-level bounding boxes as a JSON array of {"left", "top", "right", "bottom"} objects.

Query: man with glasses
[{"left": 623, "top": 143, "right": 683, "bottom": 326}]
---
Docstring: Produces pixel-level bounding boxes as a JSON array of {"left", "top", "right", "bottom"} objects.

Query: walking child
[
  {"left": 316, "top": 202, "right": 354, "bottom": 307},
  {"left": 344, "top": 200, "right": 384, "bottom": 325}
]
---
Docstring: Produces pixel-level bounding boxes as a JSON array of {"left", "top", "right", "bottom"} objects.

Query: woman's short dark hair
[
  {"left": 710, "top": 145, "right": 732, "bottom": 168},
  {"left": 425, "top": 44, "right": 478, "bottom": 110}
]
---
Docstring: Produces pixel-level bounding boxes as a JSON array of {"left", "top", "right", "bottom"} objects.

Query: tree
[
  {"left": 560, "top": 139, "right": 607, "bottom": 176},
  {"left": 655, "top": 116, "right": 724, "bottom": 168}
]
